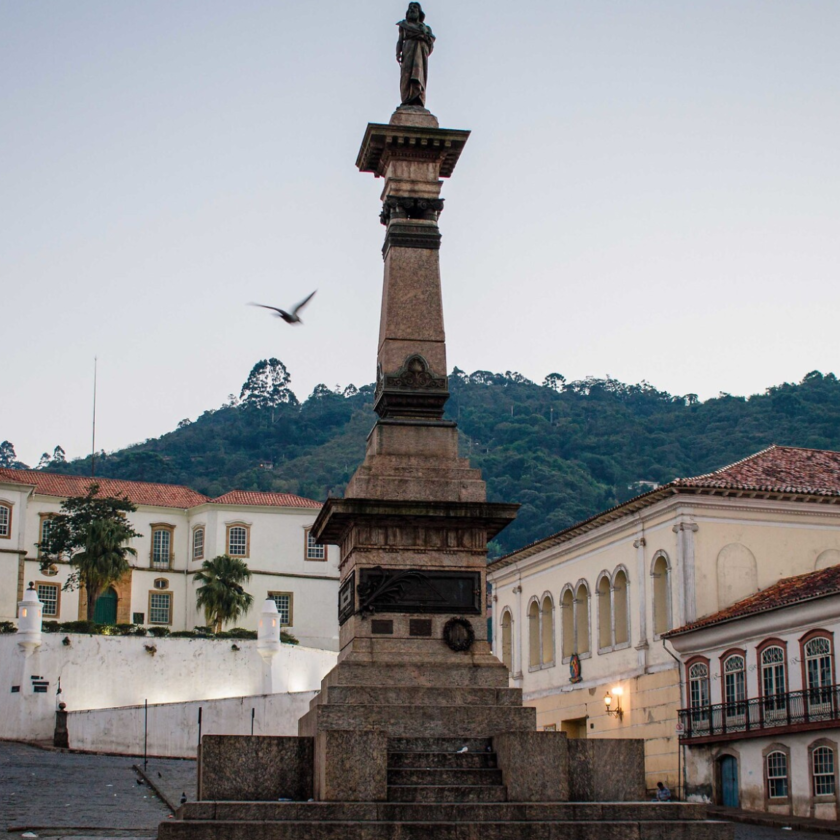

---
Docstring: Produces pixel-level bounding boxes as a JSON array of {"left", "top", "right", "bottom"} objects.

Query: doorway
[
  {"left": 718, "top": 755, "right": 739, "bottom": 808},
  {"left": 560, "top": 717, "right": 588, "bottom": 739},
  {"left": 93, "top": 587, "right": 118, "bottom": 625}
]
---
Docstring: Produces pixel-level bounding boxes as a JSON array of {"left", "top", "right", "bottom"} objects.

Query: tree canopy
[
  {"left": 16, "top": 362, "right": 840, "bottom": 557},
  {"left": 194, "top": 554, "right": 254, "bottom": 633}
]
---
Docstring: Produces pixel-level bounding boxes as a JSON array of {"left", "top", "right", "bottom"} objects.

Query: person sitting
[{"left": 653, "top": 781, "right": 672, "bottom": 802}]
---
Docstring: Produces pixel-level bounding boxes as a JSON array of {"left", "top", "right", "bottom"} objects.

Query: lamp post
[
  {"left": 17, "top": 582, "right": 43, "bottom": 657},
  {"left": 604, "top": 685, "right": 624, "bottom": 721},
  {"left": 256, "top": 598, "right": 281, "bottom": 694}
]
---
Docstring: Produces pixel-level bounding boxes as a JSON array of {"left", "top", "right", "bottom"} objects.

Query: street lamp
[{"left": 604, "top": 685, "right": 624, "bottom": 720}]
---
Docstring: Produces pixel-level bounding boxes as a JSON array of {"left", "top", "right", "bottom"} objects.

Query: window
[
  {"left": 39, "top": 516, "right": 54, "bottom": 555},
  {"left": 597, "top": 574, "right": 611, "bottom": 650},
  {"left": 501, "top": 609, "right": 513, "bottom": 673},
  {"left": 192, "top": 527, "right": 205, "bottom": 560},
  {"left": 268, "top": 591, "right": 293, "bottom": 626},
  {"left": 227, "top": 524, "right": 249, "bottom": 558},
  {"left": 0, "top": 502, "right": 11, "bottom": 538},
  {"left": 528, "top": 599, "right": 540, "bottom": 668},
  {"left": 613, "top": 569, "right": 629, "bottom": 646},
  {"left": 305, "top": 529, "right": 326, "bottom": 561},
  {"left": 575, "top": 582, "right": 590, "bottom": 655},
  {"left": 805, "top": 636, "right": 833, "bottom": 710},
  {"left": 541, "top": 595, "right": 554, "bottom": 666},
  {"left": 42, "top": 564, "right": 58, "bottom": 577},
  {"left": 133, "top": 612, "right": 145, "bottom": 624},
  {"left": 766, "top": 751, "right": 789, "bottom": 799},
  {"left": 813, "top": 746, "right": 836, "bottom": 797},
  {"left": 151, "top": 525, "right": 174, "bottom": 569},
  {"left": 761, "top": 645, "right": 787, "bottom": 714},
  {"left": 688, "top": 661, "right": 710, "bottom": 718},
  {"left": 149, "top": 592, "right": 172, "bottom": 625},
  {"left": 724, "top": 653, "right": 747, "bottom": 717},
  {"left": 153, "top": 578, "right": 169, "bottom": 590},
  {"left": 561, "top": 587, "right": 575, "bottom": 659},
  {"left": 651, "top": 553, "right": 671, "bottom": 636},
  {"left": 37, "top": 583, "right": 59, "bottom": 617}
]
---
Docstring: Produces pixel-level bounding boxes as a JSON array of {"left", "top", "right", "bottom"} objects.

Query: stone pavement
[
  {"left": 710, "top": 806, "right": 840, "bottom": 838},
  {"left": 0, "top": 742, "right": 191, "bottom": 840},
  {"left": 0, "top": 741, "right": 834, "bottom": 840}
]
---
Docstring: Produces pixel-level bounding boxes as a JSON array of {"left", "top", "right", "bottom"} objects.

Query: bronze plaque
[
  {"left": 371, "top": 619, "right": 394, "bottom": 635},
  {"left": 358, "top": 567, "right": 481, "bottom": 616},
  {"left": 409, "top": 619, "right": 432, "bottom": 637}
]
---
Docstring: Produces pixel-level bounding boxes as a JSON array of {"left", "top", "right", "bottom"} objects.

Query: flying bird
[{"left": 250, "top": 291, "right": 317, "bottom": 325}]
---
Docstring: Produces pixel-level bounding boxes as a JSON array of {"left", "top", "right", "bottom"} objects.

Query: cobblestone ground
[
  {"left": 0, "top": 742, "right": 833, "bottom": 840},
  {"left": 0, "top": 742, "right": 192, "bottom": 840}
]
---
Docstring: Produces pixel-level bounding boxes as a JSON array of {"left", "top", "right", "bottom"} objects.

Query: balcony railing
[{"left": 678, "top": 685, "right": 840, "bottom": 742}]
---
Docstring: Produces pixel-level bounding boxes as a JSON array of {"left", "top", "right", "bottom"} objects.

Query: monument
[{"left": 161, "top": 8, "right": 732, "bottom": 838}]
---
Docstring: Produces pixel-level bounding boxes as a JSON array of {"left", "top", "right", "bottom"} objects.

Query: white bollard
[{"left": 17, "top": 582, "right": 43, "bottom": 656}]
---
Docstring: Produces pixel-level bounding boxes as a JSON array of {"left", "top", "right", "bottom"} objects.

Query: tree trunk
[{"left": 85, "top": 582, "right": 102, "bottom": 622}]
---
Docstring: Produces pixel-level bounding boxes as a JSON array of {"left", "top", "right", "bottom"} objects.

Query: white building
[
  {"left": 0, "top": 468, "right": 339, "bottom": 650},
  {"left": 487, "top": 446, "right": 840, "bottom": 793},
  {"left": 666, "top": 565, "right": 839, "bottom": 821}
]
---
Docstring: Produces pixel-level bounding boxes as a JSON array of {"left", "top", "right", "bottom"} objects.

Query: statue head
[{"left": 406, "top": 2, "right": 425, "bottom": 22}]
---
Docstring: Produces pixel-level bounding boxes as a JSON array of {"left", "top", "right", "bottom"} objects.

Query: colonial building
[
  {"left": 0, "top": 468, "right": 339, "bottom": 650},
  {"left": 666, "top": 565, "right": 839, "bottom": 820},
  {"left": 487, "top": 445, "right": 840, "bottom": 793}
]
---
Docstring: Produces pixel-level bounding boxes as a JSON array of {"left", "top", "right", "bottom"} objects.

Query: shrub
[
  {"left": 280, "top": 631, "right": 299, "bottom": 645},
  {"left": 58, "top": 620, "right": 99, "bottom": 634},
  {"left": 170, "top": 630, "right": 197, "bottom": 638},
  {"left": 42, "top": 621, "right": 61, "bottom": 633},
  {"left": 148, "top": 626, "right": 170, "bottom": 637},
  {"left": 0, "top": 621, "right": 17, "bottom": 634},
  {"left": 216, "top": 628, "right": 257, "bottom": 639}
]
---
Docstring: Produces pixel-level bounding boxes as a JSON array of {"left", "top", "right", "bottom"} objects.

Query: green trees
[
  {"left": 194, "top": 555, "right": 254, "bottom": 633},
  {"left": 38, "top": 483, "right": 141, "bottom": 621}
]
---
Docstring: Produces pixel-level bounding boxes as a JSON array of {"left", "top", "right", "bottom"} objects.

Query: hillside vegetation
[{"left": 8, "top": 363, "right": 840, "bottom": 557}]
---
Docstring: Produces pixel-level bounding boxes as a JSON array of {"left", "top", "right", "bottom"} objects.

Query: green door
[{"left": 93, "top": 587, "right": 118, "bottom": 625}]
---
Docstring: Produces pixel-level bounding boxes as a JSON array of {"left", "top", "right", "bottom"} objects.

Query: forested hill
[{"left": 7, "top": 362, "right": 840, "bottom": 557}]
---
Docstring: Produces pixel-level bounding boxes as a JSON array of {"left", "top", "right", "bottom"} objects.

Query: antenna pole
[{"left": 91, "top": 356, "right": 98, "bottom": 477}]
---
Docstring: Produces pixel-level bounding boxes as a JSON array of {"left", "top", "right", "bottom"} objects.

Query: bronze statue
[{"left": 396, "top": 3, "right": 435, "bottom": 107}]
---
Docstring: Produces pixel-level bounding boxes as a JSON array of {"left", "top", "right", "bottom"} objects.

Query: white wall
[
  {"left": 67, "top": 691, "right": 318, "bottom": 758},
  {"left": 0, "top": 633, "right": 336, "bottom": 742}
]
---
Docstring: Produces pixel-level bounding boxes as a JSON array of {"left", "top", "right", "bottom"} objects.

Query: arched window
[
  {"left": 541, "top": 595, "right": 554, "bottom": 666},
  {"left": 192, "top": 526, "right": 205, "bottom": 561},
  {"left": 766, "top": 751, "right": 789, "bottom": 799},
  {"left": 561, "top": 587, "right": 575, "bottom": 660},
  {"left": 761, "top": 645, "right": 786, "bottom": 715},
  {"left": 597, "top": 573, "right": 611, "bottom": 650},
  {"left": 651, "top": 553, "right": 671, "bottom": 636},
  {"left": 688, "top": 660, "right": 711, "bottom": 731},
  {"left": 226, "top": 523, "right": 250, "bottom": 558},
  {"left": 575, "top": 582, "right": 590, "bottom": 655},
  {"left": 151, "top": 524, "right": 174, "bottom": 569},
  {"left": 804, "top": 636, "right": 833, "bottom": 711},
  {"left": 812, "top": 745, "right": 836, "bottom": 797},
  {"left": 501, "top": 610, "right": 513, "bottom": 673},
  {"left": 528, "top": 600, "right": 540, "bottom": 669},
  {"left": 724, "top": 653, "right": 746, "bottom": 718},
  {"left": 613, "top": 568, "right": 629, "bottom": 646}
]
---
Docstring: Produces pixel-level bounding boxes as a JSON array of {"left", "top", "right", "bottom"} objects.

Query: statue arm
[{"left": 396, "top": 25, "right": 404, "bottom": 64}]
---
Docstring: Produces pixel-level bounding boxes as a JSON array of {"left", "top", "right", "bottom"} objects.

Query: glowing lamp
[
  {"left": 257, "top": 598, "right": 281, "bottom": 663},
  {"left": 604, "top": 686, "right": 624, "bottom": 721}
]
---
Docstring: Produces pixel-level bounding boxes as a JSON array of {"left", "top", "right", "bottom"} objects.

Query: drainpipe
[{"left": 663, "top": 637, "right": 686, "bottom": 801}]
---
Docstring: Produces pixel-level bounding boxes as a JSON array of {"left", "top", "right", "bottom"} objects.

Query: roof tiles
[
  {"left": 666, "top": 564, "right": 840, "bottom": 637},
  {"left": 210, "top": 490, "right": 322, "bottom": 509}
]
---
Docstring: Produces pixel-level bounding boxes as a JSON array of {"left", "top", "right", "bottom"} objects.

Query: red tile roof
[
  {"left": 672, "top": 445, "right": 840, "bottom": 497},
  {"left": 0, "top": 469, "right": 321, "bottom": 510},
  {"left": 490, "top": 445, "right": 840, "bottom": 571},
  {"left": 0, "top": 468, "right": 209, "bottom": 509},
  {"left": 666, "top": 564, "right": 840, "bottom": 637},
  {"left": 210, "top": 490, "right": 322, "bottom": 509}
]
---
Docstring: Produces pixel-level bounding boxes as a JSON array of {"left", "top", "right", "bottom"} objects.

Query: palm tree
[
  {"left": 194, "top": 555, "right": 254, "bottom": 633},
  {"left": 77, "top": 518, "right": 137, "bottom": 621}
]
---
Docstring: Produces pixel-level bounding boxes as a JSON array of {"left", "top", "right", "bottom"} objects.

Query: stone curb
[
  {"left": 708, "top": 807, "right": 840, "bottom": 836},
  {"left": 133, "top": 764, "right": 178, "bottom": 814}
]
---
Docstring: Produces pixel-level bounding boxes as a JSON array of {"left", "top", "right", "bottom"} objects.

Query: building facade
[
  {"left": 667, "top": 566, "right": 839, "bottom": 820},
  {"left": 487, "top": 446, "right": 840, "bottom": 793},
  {"left": 0, "top": 469, "right": 339, "bottom": 650}
]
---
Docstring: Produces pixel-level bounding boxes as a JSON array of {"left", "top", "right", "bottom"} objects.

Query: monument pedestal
[{"left": 159, "top": 100, "right": 731, "bottom": 840}]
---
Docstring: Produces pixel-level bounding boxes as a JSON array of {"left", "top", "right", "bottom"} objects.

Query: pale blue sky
[{"left": 2, "top": 1, "right": 838, "bottom": 465}]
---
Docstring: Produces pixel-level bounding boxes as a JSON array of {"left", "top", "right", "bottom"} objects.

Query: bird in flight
[{"left": 250, "top": 290, "right": 316, "bottom": 325}]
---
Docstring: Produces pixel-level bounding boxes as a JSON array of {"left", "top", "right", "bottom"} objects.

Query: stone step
[
  {"left": 299, "top": 702, "right": 535, "bottom": 738},
  {"left": 310, "top": 685, "right": 522, "bottom": 710},
  {"left": 389, "top": 737, "right": 493, "bottom": 752},
  {"left": 161, "top": 819, "right": 733, "bottom": 840},
  {"left": 388, "top": 767, "right": 504, "bottom": 786},
  {"left": 180, "top": 801, "right": 713, "bottom": 823},
  {"left": 388, "top": 750, "right": 497, "bottom": 768},
  {"left": 387, "top": 784, "right": 508, "bottom": 803},
  {"left": 320, "top": 661, "right": 510, "bottom": 690}
]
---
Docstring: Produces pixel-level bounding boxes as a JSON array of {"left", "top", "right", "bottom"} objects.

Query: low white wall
[
  {"left": 67, "top": 691, "right": 318, "bottom": 758},
  {"left": 0, "top": 633, "right": 336, "bottom": 742}
]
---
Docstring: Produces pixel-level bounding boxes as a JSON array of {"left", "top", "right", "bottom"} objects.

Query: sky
[{"left": 2, "top": 1, "right": 838, "bottom": 466}]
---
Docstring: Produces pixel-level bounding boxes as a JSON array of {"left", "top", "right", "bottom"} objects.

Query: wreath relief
[{"left": 443, "top": 617, "right": 475, "bottom": 652}]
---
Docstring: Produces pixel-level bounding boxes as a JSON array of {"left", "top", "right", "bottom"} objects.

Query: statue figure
[{"left": 396, "top": 3, "right": 435, "bottom": 108}]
